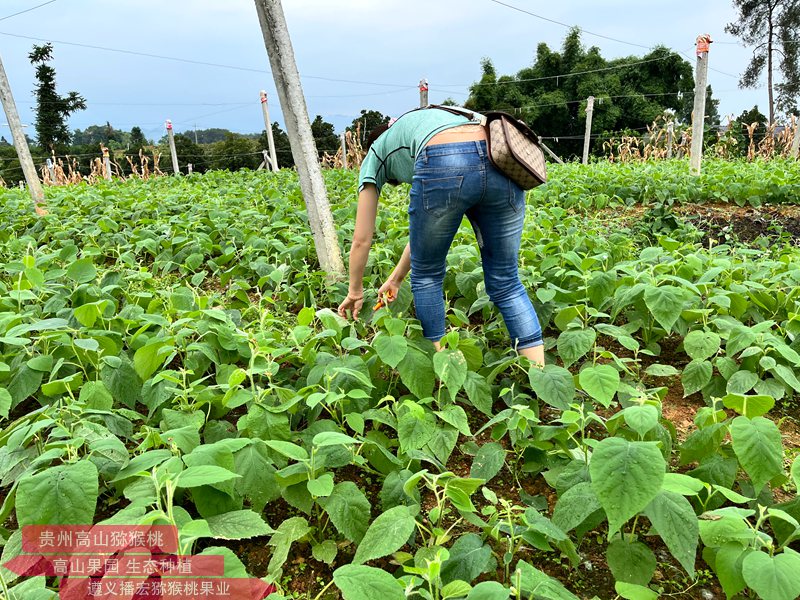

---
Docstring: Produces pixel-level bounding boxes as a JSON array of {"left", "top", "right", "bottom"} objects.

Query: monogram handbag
[{"left": 429, "top": 105, "right": 547, "bottom": 190}]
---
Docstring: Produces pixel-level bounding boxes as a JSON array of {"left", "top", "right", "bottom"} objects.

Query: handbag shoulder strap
[{"left": 427, "top": 104, "right": 487, "bottom": 125}]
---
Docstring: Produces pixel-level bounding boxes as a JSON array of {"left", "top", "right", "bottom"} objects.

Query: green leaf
[
  {"left": 307, "top": 473, "right": 335, "bottom": 497},
  {"left": 644, "top": 491, "right": 698, "bottom": 576},
  {"left": 791, "top": 456, "right": 800, "bottom": 491},
  {"left": 0, "top": 387, "right": 11, "bottom": 419},
  {"left": 607, "top": 538, "right": 656, "bottom": 585},
  {"left": 644, "top": 285, "right": 684, "bottom": 333},
  {"left": 320, "top": 481, "right": 372, "bottom": 543},
  {"left": 644, "top": 364, "right": 680, "bottom": 377},
  {"left": 579, "top": 365, "right": 619, "bottom": 407},
  {"left": 263, "top": 440, "right": 309, "bottom": 461},
  {"left": 353, "top": 505, "right": 416, "bottom": 565},
  {"left": 312, "top": 431, "right": 359, "bottom": 448},
  {"left": 614, "top": 582, "right": 658, "bottom": 600},
  {"left": 730, "top": 416, "right": 783, "bottom": 492},
  {"left": 206, "top": 509, "right": 273, "bottom": 539},
  {"left": 333, "top": 565, "right": 405, "bottom": 600},
  {"left": 464, "top": 371, "right": 493, "bottom": 415},
  {"left": 681, "top": 360, "right": 712, "bottom": 397},
  {"left": 268, "top": 516, "right": 311, "bottom": 576},
  {"left": 79, "top": 381, "right": 114, "bottom": 411},
  {"left": 374, "top": 335, "right": 408, "bottom": 369},
  {"left": 556, "top": 329, "right": 596, "bottom": 368},
  {"left": 742, "top": 549, "right": 800, "bottom": 600},
  {"left": 134, "top": 340, "right": 169, "bottom": 381},
  {"left": 661, "top": 473, "right": 704, "bottom": 496},
  {"left": 722, "top": 393, "right": 775, "bottom": 418},
  {"left": 176, "top": 466, "right": 241, "bottom": 488},
  {"left": 772, "top": 364, "right": 800, "bottom": 393},
  {"left": 726, "top": 370, "right": 758, "bottom": 394},
  {"left": 312, "top": 539, "right": 338, "bottom": 565},
  {"left": 552, "top": 481, "right": 601, "bottom": 533},
  {"left": 623, "top": 405, "right": 659, "bottom": 437},
  {"left": 397, "top": 347, "right": 435, "bottom": 399},
  {"left": 712, "top": 543, "right": 749, "bottom": 598},
  {"left": 233, "top": 441, "right": 278, "bottom": 513},
  {"left": 17, "top": 460, "right": 98, "bottom": 526},
  {"left": 440, "top": 533, "right": 494, "bottom": 585},
  {"left": 467, "top": 582, "right": 510, "bottom": 600},
  {"left": 434, "top": 349, "right": 468, "bottom": 397},
  {"left": 398, "top": 407, "right": 437, "bottom": 453},
  {"left": 515, "top": 560, "right": 579, "bottom": 600},
  {"left": 683, "top": 330, "right": 721, "bottom": 361},
  {"left": 589, "top": 438, "right": 665, "bottom": 536},
  {"left": 528, "top": 365, "right": 575, "bottom": 410},
  {"left": 470, "top": 442, "right": 505, "bottom": 482},
  {"left": 66, "top": 258, "right": 97, "bottom": 283}
]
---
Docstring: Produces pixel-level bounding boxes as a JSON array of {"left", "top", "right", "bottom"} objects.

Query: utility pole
[
  {"left": 0, "top": 53, "right": 46, "bottom": 215},
  {"left": 419, "top": 78, "right": 429, "bottom": 108},
  {"left": 253, "top": 0, "right": 344, "bottom": 279},
  {"left": 166, "top": 120, "right": 180, "bottom": 175},
  {"left": 259, "top": 90, "right": 279, "bottom": 171},
  {"left": 690, "top": 34, "right": 712, "bottom": 176},
  {"left": 582, "top": 95, "right": 595, "bottom": 165}
]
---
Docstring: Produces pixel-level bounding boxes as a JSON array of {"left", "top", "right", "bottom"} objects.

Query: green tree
[
  {"left": 348, "top": 109, "right": 390, "bottom": 145},
  {"left": 258, "top": 122, "right": 294, "bottom": 169},
  {"left": 129, "top": 127, "right": 148, "bottom": 151},
  {"left": 311, "top": 115, "right": 339, "bottom": 158},
  {"left": 209, "top": 133, "right": 258, "bottom": 171},
  {"left": 725, "top": 0, "right": 800, "bottom": 121},
  {"left": 28, "top": 43, "right": 86, "bottom": 152}
]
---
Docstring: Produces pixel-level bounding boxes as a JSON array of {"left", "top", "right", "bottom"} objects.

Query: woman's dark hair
[{"left": 365, "top": 124, "right": 390, "bottom": 150}]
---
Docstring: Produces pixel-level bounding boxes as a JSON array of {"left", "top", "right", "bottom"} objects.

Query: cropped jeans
[{"left": 408, "top": 139, "right": 543, "bottom": 349}]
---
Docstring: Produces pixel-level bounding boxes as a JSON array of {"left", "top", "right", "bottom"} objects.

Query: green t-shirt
[{"left": 358, "top": 107, "right": 482, "bottom": 194}]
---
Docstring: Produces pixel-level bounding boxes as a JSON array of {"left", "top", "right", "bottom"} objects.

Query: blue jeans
[{"left": 408, "top": 140, "right": 543, "bottom": 349}]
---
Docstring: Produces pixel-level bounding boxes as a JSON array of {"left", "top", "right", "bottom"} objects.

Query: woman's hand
[
  {"left": 338, "top": 292, "right": 364, "bottom": 320},
  {"left": 377, "top": 278, "right": 401, "bottom": 306}
]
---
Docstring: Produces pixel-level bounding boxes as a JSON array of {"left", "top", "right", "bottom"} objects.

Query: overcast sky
[{"left": 0, "top": 0, "right": 774, "bottom": 141}]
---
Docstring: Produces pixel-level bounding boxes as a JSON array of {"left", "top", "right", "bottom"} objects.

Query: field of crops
[{"left": 0, "top": 159, "right": 799, "bottom": 600}]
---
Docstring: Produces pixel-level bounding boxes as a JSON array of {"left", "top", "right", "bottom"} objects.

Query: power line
[{"left": 0, "top": 0, "right": 59, "bottom": 22}]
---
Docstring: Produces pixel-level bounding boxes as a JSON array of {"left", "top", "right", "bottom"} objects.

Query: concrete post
[
  {"left": 340, "top": 133, "right": 347, "bottom": 169},
  {"left": 260, "top": 90, "right": 279, "bottom": 171},
  {"left": 791, "top": 115, "right": 800, "bottom": 159},
  {"left": 102, "top": 146, "right": 112, "bottom": 181},
  {"left": 582, "top": 96, "right": 595, "bottom": 165},
  {"left": 166, "top": 120, "right": 180, "bottom": 175},
  {"left": 419, "top": 78, "right": 429, "bottom": 108},
  {"left": 0, "top": 53, "right": 46, "bottom": 214},
  {"left": 253, "top": 0, "right": 345, "bottom": 279},
  {"left": 666, "top": 121, "right": 674, "bottom": 159},
  {"left": 690, "top": 34, "right": 712, "bottom": 176}
]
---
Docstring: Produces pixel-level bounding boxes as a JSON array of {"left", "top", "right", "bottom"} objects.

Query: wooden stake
[
  {"left": 0, "top": 52, "right": 46, "bottom": 214},
  {"left": 419, "top": 78, "right": 429, "bottom": 108},
  {"left": 253, "top": 0, "right": 345, "bottom": 279},
  {"left": 582, "top": 96, "right": 595, "bottom": 165},
  {"left": 538, "top": 137, "right": 564, "bottom": 164},
  {"left": 166, "top": 120, "right": 180, "bottom": 175},
  {"left": 690, "top": 35, "right": 712, "bottom": 176},
  {"left": 260, "top": 90, "right": 279, "bottom": 172}
]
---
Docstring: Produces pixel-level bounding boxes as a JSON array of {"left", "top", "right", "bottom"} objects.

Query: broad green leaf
[
  {"left": 206, "top": 509, "right": 273, "bottom": 539},
  {"left": 353, "top": 505, "right": 416, "bottom": 565},
  {"left": 470, "top": 442, "right": 505, "bottom": 482},
  {"left": 644, "top": 364, "right": 680, "bottom": 377},
  {"left": 714, "top": 543, "right": 750, "bottom": 598},
  {"left": 528, "top": 365, "right": 575, "bottom": 410},
  {"left": 176, "top": 466, "right": 241, "bottom": 488},
  {"left": 661, "top": 473, "right": 704, "bottom": 496},
  {"left": 436, "top": 404, "right": 471, "bottom": 436},
  {"left": 589, "top": 438, "right": 665, "bottom": 536},
  {"left": 791, "top": 456, "right": 800, "bottom": 491},
  {"left": 374, "top": 335, "right": 408, "bottom": 369},
  {"left": 0, "top": 387, "right": 11, "bottom": 419},
  {"left": 268, "top": 516, "right": 311, "bottom": 576},
  {"left": 397, "top": 347, "right": 435, "bottom": 399},
  {"left": 730, "top": 416, "right": 783, "bottom": 492},
  {"left": 263, "top": 440, "right": 308, "bottom": 461},
  {"left": 333, "top": 565, "right": 405, "bottom": 600},
  {"left": 742, "top": 549, "right": 800, "bottom": 600},
  {"left": 726, "top": 370, "right": 758, "bottom": 394},
  {"left": 441, "top": 581, "right": 472, "bottom": 600},
  {"left": 623, "top": 404, "right": 659, "bottom": 437},
  {"left": 772, "top": 364, "right": 800, "bottom": 393},
  {"left": 644, "top": 491, "right": 698, "bottom": 576},
  {"left": 312, "top": 539, "right": 338, "bottom": 565},
  {"left": 233, "top": 441, "right": 279, "bottom": 513},
  {"left": 440, "top": 532, "right": 494, "bottom": 585},
  {"left": 556, "top": 329, "right": 596, "bottom": 368},
  {"left": 434, "top": 349, "right": 468, "bottom": 397},
  {"left": 578, "top": 364, "right": 619, "bottom": 407},
  {"left": 644, "top": 285, "right": 684, "bottom": 333},
  {"left": 467, "top": 582, "right": 510, "bottom": 600},
  {"left": 312, "top": 431, "right": 359, "bottom": 448},
  {"left": 515, "top": 560, "right": 579, "bottom": 600},
  {"left": 614, "top": 582, "right": 658, "bottom": 600},
  {"left": 398, "top": 408, "right": 437, "bottom": 453},
  {"left": 134, "top": 340, "right": 169, "bottom": 382},
  {"left": 552, "top": 481, "right": 602, "bottom": 532},
  {"left": 79, "top": 381, "right": 113, "bottom": 411},
  {"left": 320, "top": 481, "right": 372, "bottom": 543},
  {"left": 607, "top": 538, "right": 656, "bottom": 585},
  {"left": 307, "top": 473, "right": 335, "bottom": 497},
  {"left": 722, "top": 393, "right": 775, "bottom": 418},
  {"left": 464, "top": 371, "right": 493, "bottom": 415},
  {"left": 66, "top": 258, "right": 97, "bottom": 283},
  {"left": 17, "top": 460, "right": 98, "bottom": 526},
  {"left": 681, "top": 359, "right": 712, "bottom": 397},
  {"left": 683, "top": 330, "right": 721, "bottom": 361}
]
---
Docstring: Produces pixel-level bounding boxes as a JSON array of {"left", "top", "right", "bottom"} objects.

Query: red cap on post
[{"left": 696, "top": 34, "right": 713, "bottom": 56}]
